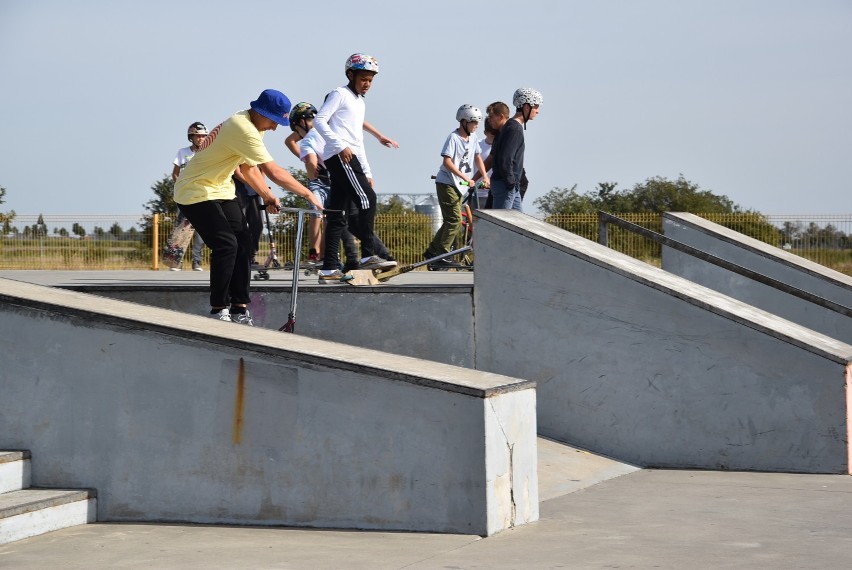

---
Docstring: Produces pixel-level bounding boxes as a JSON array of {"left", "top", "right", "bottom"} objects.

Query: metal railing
[
  {"left": 544, "top": 213, "right": 852, "bottom": 276},
  {"left": 597, "top": 211, "right": 852, "bottom": 317},
  {"left": 1, "top": 212, "right": 850, "bottom": 276}
]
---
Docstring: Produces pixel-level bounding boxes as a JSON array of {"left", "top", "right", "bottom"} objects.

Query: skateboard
[
  {"left": 252, "top": 261, "right": 281, "bottom": 281},
  {"left": 162, "top": 217, "right": 195, "bottom": 269},
  {"left": 253, "top": 260, "right": 317, "bottom": 281},
  {"left": 346, "top": 246, "right": 472, "bottom": 286},
  {"left": 345, "top": 268, "right": 392, "bottom": 286}
]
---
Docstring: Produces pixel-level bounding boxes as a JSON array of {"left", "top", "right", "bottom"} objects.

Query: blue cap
[{"left": 250, "top": 89, "right": 291, "bottom": 126}]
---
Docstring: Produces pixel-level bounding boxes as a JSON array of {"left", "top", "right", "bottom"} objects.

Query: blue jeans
[{"left": 489, "top": 178, "right": 523, "bottom": 211}]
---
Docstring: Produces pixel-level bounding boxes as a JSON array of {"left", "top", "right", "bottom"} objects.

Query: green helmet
[{"left": 289, "top": 102, "right": 318, "bottom": 131}]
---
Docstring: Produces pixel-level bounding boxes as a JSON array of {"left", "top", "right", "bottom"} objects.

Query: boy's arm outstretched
[{"left": 364, "top": 120, "right": 399, "bottom": 149}]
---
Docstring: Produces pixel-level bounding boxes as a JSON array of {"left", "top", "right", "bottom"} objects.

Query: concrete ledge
[
  {"left": 0, "top": 453, "right": 31, "bottom": 494},
  {"left": 0, "top": 493, "right": 96, "bottom": 545},
  {"left": 0, "top": 489, "right": 96, "bottom": 519},
  {"left": 0, "top": 278, "right": 537, "bottom": 535},
  {"left": 662, "top": 212, "right": 852, "bottom": 343},
  {"left": 473, "top": 210, "right": 852, "bottom": 473}
]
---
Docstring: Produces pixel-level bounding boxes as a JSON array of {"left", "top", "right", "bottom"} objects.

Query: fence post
[
  {"left": 598, "top": 211, "right": 608, "bottom": 246},
  {"left": 152, "top": 214, "right": 159, "bottom": 270}
]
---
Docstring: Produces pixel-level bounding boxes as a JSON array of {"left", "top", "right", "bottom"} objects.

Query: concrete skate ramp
[
  {"left": 662, "top": 212, "right": 852, "bottom": 343},
  {"left": 0, "top": 278, "right": 537, "bottom": 536},
  {"left": 473, "top": 210, "right": 852, "bottom": 474}
]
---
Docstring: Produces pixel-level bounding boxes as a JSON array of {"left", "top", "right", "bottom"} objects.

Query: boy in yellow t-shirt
[{"left": 175, "top": 89, "right": 322, "bottom": 325}]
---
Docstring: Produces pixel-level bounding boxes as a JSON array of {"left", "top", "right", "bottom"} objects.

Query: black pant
[
  {"left": 238, "top": 193, "right": 263, "bottom": 257},
  {"left": 178, "top": 199, "right": 251, "bottom": 308},
  {"left": 322, "top": 154, "right": 380, "bottom": 270}
]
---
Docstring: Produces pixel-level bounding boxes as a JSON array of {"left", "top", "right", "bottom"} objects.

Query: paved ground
[
  {"left": 3, "top": 270, "right": 852, "bottom": 568},
  {"left": 3, "top": 467, "right": 851, "bottom": 569}
]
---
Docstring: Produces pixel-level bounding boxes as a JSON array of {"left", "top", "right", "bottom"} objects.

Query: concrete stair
[{"left": 0, "top": 451, "right": 96, "bottom": 545}]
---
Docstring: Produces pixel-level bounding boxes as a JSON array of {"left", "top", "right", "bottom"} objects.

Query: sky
[{"left": 0, "top": 0, "right": 850, "bottom": 216}]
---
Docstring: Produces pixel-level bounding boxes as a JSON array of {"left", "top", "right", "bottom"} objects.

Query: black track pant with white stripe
[{"left": 322, "top": 154, "right": 379, "bottom": 270}]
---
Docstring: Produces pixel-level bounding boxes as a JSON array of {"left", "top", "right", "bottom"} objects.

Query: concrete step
[
  {"left": 0, "top": 451, "right": 97, "bottom": 545},
  {"left": 0, "top": 451, "right": 31, "bottom": 494}
]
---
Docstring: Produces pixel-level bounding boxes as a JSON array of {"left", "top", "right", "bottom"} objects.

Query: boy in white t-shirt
[
  {"left": 424, "top": 105, "right": 489, "bottom": 269},
  {"left": 169, "top": 121, "right": 208, "bottom": 271}
]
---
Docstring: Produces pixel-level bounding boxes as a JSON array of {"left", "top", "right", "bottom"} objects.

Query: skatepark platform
[{"left": 3, "top": 203, "right": 852, "bottom": 566}]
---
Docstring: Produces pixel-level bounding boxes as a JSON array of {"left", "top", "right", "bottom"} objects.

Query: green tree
[
  {"left": 534, "top": 175, "right": 741, "bottom": 215},
  {"left": 534, "top": 184, "right": 587, "bottom": 215},
  {"left": 143, "top": 175, "right": 176, "bottom": 216},
  {"left": 109, "top": 222, "right": 123, "bottom": 239},
  {"left": 630, "top": 175, "right": 737, "bottom": 213},
  {"left": 32, "top": 214, "right": 48, "bottom": 237},
  {"left": 72, "top": 223, "right": 87, "bottom": 238},
  {"left": 0, "top": 185, "right": 16, "bottom": 233},
  {"left": 377, "top": 195, "right": 415, "bottom": 214}
]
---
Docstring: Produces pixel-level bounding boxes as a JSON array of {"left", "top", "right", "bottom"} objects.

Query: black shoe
[{"left": 342, "top": 260, "right": 360, "bottom": 273}]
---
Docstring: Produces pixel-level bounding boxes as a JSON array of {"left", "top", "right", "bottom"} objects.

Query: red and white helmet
[
  {"left": 345, "top": 53, "right": 379, "bottom": 75},
  {"left": 456, "top": 104, "right": 482, "bottom": 123},
  {"left": 187, "top": 121, "right": 208, "bottom": 141},
  {"left": 512, "top": 88, "right": 543, "bottom": 109}
]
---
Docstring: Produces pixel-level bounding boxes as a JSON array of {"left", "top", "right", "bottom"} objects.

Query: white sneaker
[
  {"left": 169, "top": 267, "right": 182, "bottom": 272},
  {"left": 231, "top": 310, "right": 254, "bottom": 326},
  {"left": 358, "top": 255, "right": 397, "bottom": 270},
  {"left": 212, "top": 308, "right": 231, "bottom": 322},
  {"left": 318, "top": 269, "right": 354, "bottom": 284}
]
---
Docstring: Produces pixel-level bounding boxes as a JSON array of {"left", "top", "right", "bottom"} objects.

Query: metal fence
[{"left": 1, "top": 212, "right": 850, "bottom": 276}]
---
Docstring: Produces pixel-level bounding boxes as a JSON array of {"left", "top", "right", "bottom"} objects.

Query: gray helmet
[
  {"left": 512, "top": 88, "right": 543, "bottom": 109},
  {"left": 455, "top": 104, "right": 483, "bottom": 123}
]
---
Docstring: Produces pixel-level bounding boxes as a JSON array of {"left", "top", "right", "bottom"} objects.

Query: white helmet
[
  {"left": 455, "top": 104, "right": 482, "bottom": 123},
  {"left": 512, "top": 87, "right": 543, "bottom": 109},
  {"left": 345, "top": 53, "right": 379, "bottom": 75}
]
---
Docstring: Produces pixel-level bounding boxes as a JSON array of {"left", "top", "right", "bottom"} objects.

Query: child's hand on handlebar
[
  {"left": 264, "top": 197, "right": 281, "bottom": 214},
  {"left": 307, "top": 193, "right": 324, "bottom": 210}
]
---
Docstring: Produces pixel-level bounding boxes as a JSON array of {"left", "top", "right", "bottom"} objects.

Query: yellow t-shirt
[{"left": 174, "top": 110, "right": 274, "bottom": 205}]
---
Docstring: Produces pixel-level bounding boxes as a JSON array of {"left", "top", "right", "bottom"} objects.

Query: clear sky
[{"left": 1, "top": 0, "right": 849, "bottom": 216}]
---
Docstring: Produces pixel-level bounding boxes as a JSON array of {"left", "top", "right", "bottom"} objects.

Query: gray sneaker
[
  {"left": 318, "top": 269, "right": 354, "bottom": 284},
  {"left": 231, "top": 310, "right": 254, "bottom": 326},
  {"left": 212, "top": 308, "right": 231, "bottom": 322},
  {"left": 358, "top": 256, "right": 397, "bottom": 270},
  {"left": 192, "top": 262, "right": 203, "bottom": 271}
]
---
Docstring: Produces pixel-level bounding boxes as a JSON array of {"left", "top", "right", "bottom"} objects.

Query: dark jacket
[{"left": 490, "top": 119, "right": 525, "bottom": 186}]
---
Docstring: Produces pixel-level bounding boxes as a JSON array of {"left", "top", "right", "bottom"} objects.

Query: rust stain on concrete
[{"left": 233, "top": 358, "right": 246, "bottom": 444}]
